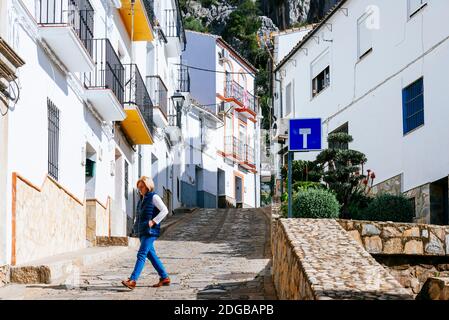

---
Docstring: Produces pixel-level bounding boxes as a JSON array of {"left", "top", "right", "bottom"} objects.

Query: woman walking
[{"left": 121, "top": 176, "right": 170, "bottom": 290}]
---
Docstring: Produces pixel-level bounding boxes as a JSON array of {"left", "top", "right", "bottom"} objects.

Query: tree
[
  {"left": 281, "top": 160, "right": 321, "bottom": 184},
  {"left": 311, "top": 133, "right": 368, "bottom": 218}
]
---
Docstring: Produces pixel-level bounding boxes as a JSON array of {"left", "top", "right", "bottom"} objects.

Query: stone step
[
  {"left": 96, "top": 236, "right": 129, "bottom": 247},
  {"left": 10, "top": 246, "right": 129, "bottom": 285}
]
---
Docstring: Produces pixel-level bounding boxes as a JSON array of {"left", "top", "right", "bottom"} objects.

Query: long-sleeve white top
[{"left": 152, "top": 194, "right": 169, "bottom": 225}]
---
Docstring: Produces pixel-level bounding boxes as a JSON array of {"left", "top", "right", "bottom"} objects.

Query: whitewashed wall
[{"left": 275, "top": 0, "right": 449, "bottom": 193}]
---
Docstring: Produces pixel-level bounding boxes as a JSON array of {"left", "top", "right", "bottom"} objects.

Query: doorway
[
  {"left": 217, "top": 169, "right": 226, "bottom": 208},
  {"left": 430, "top": 177, "right": 449, "bottom": 225},
  {"left": 235, "top": 175, "right": 243, "bottom": 208},
  {"left": 84, "top": 143, "right": 97, "bottom": 199}
]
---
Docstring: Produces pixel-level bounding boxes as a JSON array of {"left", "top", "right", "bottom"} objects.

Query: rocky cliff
[
  {"left": 180, "top": 0, "right": 340, "bottom": 33},
  {"left": 260, "top": 0, "right": 339, "bottom": 29}
]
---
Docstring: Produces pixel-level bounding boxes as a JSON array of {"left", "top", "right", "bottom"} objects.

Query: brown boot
[
  {"left": 152, "top": 277, "right": 170, "bottom": 288},
  {"left": 121, "top": 278, "right": 136, "bottom": 290}
]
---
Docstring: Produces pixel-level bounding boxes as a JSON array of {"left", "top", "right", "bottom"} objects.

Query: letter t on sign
[{"left": 299, "top": 128, "right": 311, "bottom": 149}]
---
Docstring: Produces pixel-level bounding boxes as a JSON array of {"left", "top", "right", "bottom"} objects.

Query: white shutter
[
  {"left": 358, "top": 14, "right": 373, "bottom": 58},
  {"left": 311, "top": 52, "right": 330, "bottom": 79}
]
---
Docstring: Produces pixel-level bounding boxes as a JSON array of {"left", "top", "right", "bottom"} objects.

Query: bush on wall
[
  {"left": 354, "top": 194, "right": 415, "bottom": 223},
  {"left": 291, "top": 188, "right": 340, "bottom": 219}
]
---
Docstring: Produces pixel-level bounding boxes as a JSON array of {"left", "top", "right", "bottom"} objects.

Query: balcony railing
[
  {"left": 224, "top": 136, "right": 255, "bottom": 166},
  {"left": 146, "top": 75, "right": 168, "bottom": 117},
  {"left": 177, "top": 64, "right": 190, "bottom": 93},
  {"left": 142, "top": 0, "right": 156, "bottom": 26},
  {"left": 36, "top": 0, "right": 94, "bottom": 56},
  {"left": 224, "top": 136, "right": 244, "bottom": 160},
  {"left": 225, "top": 80, "right": 256, "bottom": 113},
  {"left": 167, "top": 113, "right": 181, "bottom": 128},
  {"left": 124, "top": 64, "right": 154, "bottom": 135},
  {"left": 84, "top": 38, "right": 124, "bottom": 105},
  {"left": 243, "top": 144, "right": 255, "bottom": 166}
]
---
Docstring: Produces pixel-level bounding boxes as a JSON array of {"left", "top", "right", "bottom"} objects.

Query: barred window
[
  {"left": 47, "top": 98, "right": 60, "bottom": 180},
  {"left": 402, "top": 78, "right": 424, "bottom": 135}
]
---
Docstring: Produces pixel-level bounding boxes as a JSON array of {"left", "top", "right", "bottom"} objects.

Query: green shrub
[
  {"left": 347, "top": 192, "right": 373, "bottom": 220},
  {"left": 291, "top": 188, "right": 340, "bottom": 219},
  {"left": 357, "top": 194, "right": 414, "bottom": 222},
  {"left": 292, "top": 181, "right": 324, "bottom": 192}
]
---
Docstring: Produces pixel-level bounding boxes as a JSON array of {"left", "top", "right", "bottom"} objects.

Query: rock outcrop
[
  {"left": 181, "top": 0, "right": 337, "bottom": 34},
  {"left": 260, "top": 0, "right": 339, "bottom": 29}
]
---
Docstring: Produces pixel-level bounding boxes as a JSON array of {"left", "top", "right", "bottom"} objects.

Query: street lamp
[{"left": 171, "top": 90, "right": 185, "bottom": 128}]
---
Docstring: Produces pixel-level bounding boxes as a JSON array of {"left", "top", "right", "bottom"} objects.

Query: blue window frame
[{"left": 402, "top": 78, "right": 424, "bottom": 135}]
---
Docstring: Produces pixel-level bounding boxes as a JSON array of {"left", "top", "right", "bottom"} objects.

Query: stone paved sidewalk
[{"left": 0, "top": 208, "right": 277, "bottom": 300}]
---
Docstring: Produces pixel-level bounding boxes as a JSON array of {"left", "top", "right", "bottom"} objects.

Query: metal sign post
[
  {"left": 287, "top": 118, "right": 323, "bottom": 218},
  {"left": 287, "top": 150, "right": 293, "bottom": 218}
]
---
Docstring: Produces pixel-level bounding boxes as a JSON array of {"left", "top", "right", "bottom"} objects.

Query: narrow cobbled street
[{"left": 1, "top": 208, "right": 277, "bottom": 300}]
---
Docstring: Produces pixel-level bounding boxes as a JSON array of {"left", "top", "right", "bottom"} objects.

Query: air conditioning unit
[{"left": 273, "top": 118, "right": 289, "bottom": 142}]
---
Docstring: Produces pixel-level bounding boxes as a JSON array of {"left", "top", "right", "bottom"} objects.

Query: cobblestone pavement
[{"left": 2, "top": 208, "right": 277, "bottom": 300}]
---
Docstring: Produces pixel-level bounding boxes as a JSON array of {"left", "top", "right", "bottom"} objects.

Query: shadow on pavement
[{"left": 196, "top": 262, "right": 277, "bottom": 300}]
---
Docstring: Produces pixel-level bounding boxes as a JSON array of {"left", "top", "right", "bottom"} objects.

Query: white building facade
[
  {"left": 182, "top": 31, "right": 261, "bottom": 208},
  {"left": 272, "top": 0, "right": 449, "bottom": 225},
  {"left": 0, "top": 0, "right": 185, "bottom": 277}
]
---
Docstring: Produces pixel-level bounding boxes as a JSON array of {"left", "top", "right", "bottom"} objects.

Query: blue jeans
[{"left": 130, "top": 236, "right": 168, "bottom": 281}]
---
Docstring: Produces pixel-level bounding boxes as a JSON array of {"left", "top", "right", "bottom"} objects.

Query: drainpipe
[{"left": 131, "top": 0, "right": 135, "bottom": 63}]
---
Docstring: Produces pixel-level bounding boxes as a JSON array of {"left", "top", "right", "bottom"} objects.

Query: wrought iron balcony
[
  {"left": 177, "top": 64, "right": 190, "bottom": 93},
  {"left": 84, "top": 39, "right": 124, "bottom": 103},
  {"left": 36, "top": 0, "right": 94, "bottom": 71},
  {"left": 167, "top": 114, "right": 181, "bottom": 128},
  {"left": 162, "top": 6, "right": 186, "bottom": 56},
  {"left": 146, "top": 75, "right": 168, "bottom": 117},
  {"left": 124, "top": 64, "right": 153, "bottom": 130},
  {"left": 122, "top": 63, "right": 154, "bottom": 144},
  {"left": 83, "top": 38, "right": 126, "bottom": 121},
  {"left": 225, "top": 80, "right": 256, "bottom": 114},
  {"left": 164, "top": 8, "right": 185, "bottom": 41},
  {"left": 142, "top": 0, "right": 156, "bottom": 26},
  {"left": 224, "top": 136, "right": 244, "bottom": 161},
  {"left": 241, "top": 144, "right": 256, "bottom": 169}
]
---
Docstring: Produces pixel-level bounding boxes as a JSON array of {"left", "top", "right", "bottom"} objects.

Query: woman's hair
[{"left": 136, "top": 176, "right": 155, "bottom": 193}]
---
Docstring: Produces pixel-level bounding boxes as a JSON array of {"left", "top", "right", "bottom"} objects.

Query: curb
[{"left": 9, "top": 246, "right": 129, "bottom": 285}]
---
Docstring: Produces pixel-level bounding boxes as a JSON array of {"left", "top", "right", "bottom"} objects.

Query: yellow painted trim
[
  {"left": 121, "top": 105, "right": 154, "bottom": 145},
  {"left": 119, "top": 0, "right": 155, "bottom": 41}
]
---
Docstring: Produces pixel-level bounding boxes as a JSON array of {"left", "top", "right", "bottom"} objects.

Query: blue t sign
[{"left": 289, "top": 118, "right": 322, "bottom": 151}]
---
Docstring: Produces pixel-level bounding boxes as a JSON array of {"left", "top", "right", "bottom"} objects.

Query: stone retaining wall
[
  {"left": 86, "top": 200, "right": 110, "bottom": 246},
  {"left": 14, "top": 175, "right": 86, "bottom": 265},
  {"left": 271, "top": 215, "right": 413, "bottom": 300},
  {"left": 375, "top": 255, "right": 449, "bottom": 296},
  {"left": 96, "top": 236, "right": 128, "bottom": 247},
  {"left": 0, "top": 265, "right": 9, "bottom": 287},
  {"left": 271, "top": 215, "right": 315, "bottom": 300},
  {"left": 338, "top": 220, "right": 449, "bottom": 256}
]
